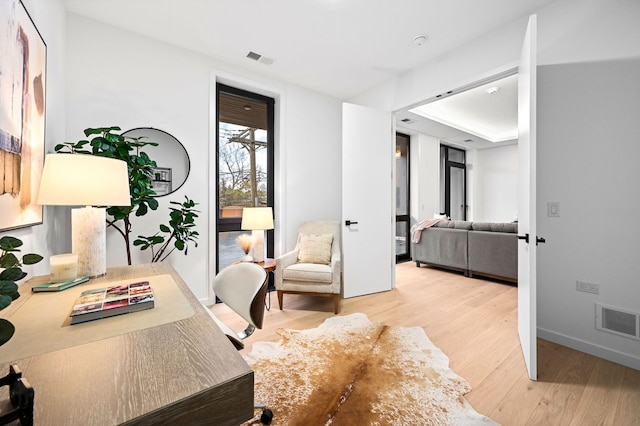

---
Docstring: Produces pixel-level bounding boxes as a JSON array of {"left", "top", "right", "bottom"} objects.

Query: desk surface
[{"left": 0, "top": 263, "right": 253, "bottom": 426}]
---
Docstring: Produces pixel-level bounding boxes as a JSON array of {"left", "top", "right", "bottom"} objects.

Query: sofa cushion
[
  {"left": 283, "top": 263, "right": 333, "bottom": 283},
  {"left": 434, "top": 220, "right": 472, "bottom": 230},
  {"left": 472, "top": 222, "right": 518, "bottom": 233},
  {"left": 298, "top": 233, "right": 333, "bottom": 264}
]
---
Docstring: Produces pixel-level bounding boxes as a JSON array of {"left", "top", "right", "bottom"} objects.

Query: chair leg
[
  {"left": 333, "top": 294, "right": 340, "bottom": 314},
  {"left": 277, "top": 290, "right": 284, "bottom": 310}
]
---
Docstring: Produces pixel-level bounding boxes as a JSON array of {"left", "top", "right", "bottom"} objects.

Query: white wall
[
  {"left": 474, "top": 145, "right": 519, "bottom": 222},
  {"left": 537, "top": 58, "right": 640, "bottom": 369},
  {"left": 64, "top": 14, "right": 343, "bottom": 301},
  {"left": 411, "top": 133, "right": 440, "bottom": 225},
  {"left": 0, "top": 0, "right": 67, "bottom": 279}
]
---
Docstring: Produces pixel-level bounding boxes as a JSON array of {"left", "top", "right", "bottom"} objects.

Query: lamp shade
[
  {"left": 37, "top": 154, "right": 131, "bottom": 206},
  {"left": 241, "top": 207, "right": 274, "bottom": 230}
]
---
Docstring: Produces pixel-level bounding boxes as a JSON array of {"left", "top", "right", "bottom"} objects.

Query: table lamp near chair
[
  {"left": 37, "top": 153, "right": 131, "bottom": 277},
  {"left": 241, "top": 207, "right": 273, "bottom": 263}
]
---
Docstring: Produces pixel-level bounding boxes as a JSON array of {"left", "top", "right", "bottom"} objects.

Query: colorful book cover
[{"left": 70, "top": 281, "right": 154, "bottom": 324}]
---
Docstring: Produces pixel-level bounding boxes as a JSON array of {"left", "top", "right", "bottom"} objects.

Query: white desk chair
[{"left": 207, "top": 262, "right": 273, "bottom": 424}]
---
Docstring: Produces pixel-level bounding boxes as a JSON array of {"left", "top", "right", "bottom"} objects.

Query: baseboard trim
[{"left": 538, "top": 327, "right": 640, "bottom": 370}]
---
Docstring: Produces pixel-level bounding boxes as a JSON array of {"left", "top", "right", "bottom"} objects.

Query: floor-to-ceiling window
[
  {"left": 216, "top": 84, "right": 274, "bottom": 272},
  {"left": 396, "top": 133, "right": 410, "bottom": 262},
  {"left": 440, "top": 145, "right": 466, "bottom": 220}
]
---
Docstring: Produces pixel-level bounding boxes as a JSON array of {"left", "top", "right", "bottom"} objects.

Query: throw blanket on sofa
[{"left": 410, "top": 218, "right": 447, "bottom": 243}]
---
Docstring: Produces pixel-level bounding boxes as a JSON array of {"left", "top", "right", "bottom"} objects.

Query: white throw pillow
[
  {"left": 433, "top": 213, "right": 448, "bottom": 220},
  {"left": 298, "top": 234, "right": 333, "bottom": 265}
]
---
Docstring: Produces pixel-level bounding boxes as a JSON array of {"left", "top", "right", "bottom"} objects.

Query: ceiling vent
[{"left": 246, "top": 51, "right": 274, "bottom": 65}]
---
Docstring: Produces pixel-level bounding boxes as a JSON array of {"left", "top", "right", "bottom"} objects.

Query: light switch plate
[{"left": 547, "top": 202, "right": 560, "bottom": 217}]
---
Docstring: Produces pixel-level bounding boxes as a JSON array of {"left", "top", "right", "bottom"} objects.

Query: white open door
[
  {"left": 342, "top": 103, "right": 394, "bottom": 298},
  {"left": 517, "top": 15, "right": 538, "bottom": 381}
]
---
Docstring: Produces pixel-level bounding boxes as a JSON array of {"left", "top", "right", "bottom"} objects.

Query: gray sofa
[{"left": 413, "top": 220, "right": 518, "bottom": 283}]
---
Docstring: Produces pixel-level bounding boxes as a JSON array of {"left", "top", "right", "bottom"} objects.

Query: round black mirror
[{"left": 122, "top": 127, "right": 190, "bottom": 197}]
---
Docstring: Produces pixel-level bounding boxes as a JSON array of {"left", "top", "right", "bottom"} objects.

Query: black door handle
[
  {"left": 345, "top": 220, "right": 358, "bottom": 226},
  {"left": 536, "top": 236, "right": 546, "bottom": 245},
  {"left": 517, "top": 233, "right": 529, "bottom": 244}
]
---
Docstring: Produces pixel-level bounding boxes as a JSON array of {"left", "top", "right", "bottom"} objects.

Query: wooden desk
[{"left": 0, "top": 263, "right": 253, "bottom": 425}]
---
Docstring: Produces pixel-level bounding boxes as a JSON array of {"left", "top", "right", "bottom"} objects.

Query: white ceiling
[
  {"left": 398, "top": 72, "right": 519, "bottom": 149},
  {"left": 62, "top": 0, "right": 555, "bottom": 149}
]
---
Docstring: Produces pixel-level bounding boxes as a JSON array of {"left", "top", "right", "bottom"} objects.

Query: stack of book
[{"left": 69, "top": 281, "right": 155, "bottom": 325}]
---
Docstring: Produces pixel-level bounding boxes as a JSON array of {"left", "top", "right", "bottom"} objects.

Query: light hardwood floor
[{"left": 209, "top": 262, "right": 640, "bottom": 425}]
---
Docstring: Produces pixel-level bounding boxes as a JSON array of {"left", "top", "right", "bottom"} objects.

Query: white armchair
[{"left": 275, "top": 221, "right": 342, "bottom": 314}]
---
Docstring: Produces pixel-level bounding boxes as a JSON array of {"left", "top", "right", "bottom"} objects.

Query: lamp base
[
  {"left": 72, "top": 206, "right": 106, "bottom": 278},
  {"left": 251, "top": 229, "right": 265, "bottom": 263}
]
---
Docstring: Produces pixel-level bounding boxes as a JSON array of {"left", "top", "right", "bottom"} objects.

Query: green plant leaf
[
  {"left": 22, "top": 253, "right": 43, "bottom": 265},
  {"left": 0, "top": 253, "right": 19, "bottom": 269},
  {"left": 136, "top": 203, "right": 148, "bottom": 216},
  {"left": 159, "top": 224, "right": 170, "bottom": 233},
  {"left": 0, "top": 294, "right": 12, "bottom": 310},
  {"left": 0, "top": 281, "right": 19, "bottom": 295},
  {"left": 0, "top": 267, "right": 22, "bottom": 281},
  {"left": 0, "top": 236, "right": 22, "bottom": 251},
  {"left": 0, "top": 318, "right": 15, "bottom": 346}
]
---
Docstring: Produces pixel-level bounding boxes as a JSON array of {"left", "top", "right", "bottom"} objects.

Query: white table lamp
[
  {"left": 37, "top": 153, "right": 131, "bottom": 277},
  {"left": 241, "top": 207, "right": 273, "bottom": 263}
]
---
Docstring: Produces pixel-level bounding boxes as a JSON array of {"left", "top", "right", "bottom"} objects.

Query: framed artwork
[{"left": 0, "top": 0, "right": 46, "bottom": 231}]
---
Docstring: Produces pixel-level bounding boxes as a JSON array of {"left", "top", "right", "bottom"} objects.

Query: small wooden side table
[
  {"left": 254, "top": 258, "right": 276, "bottom": 273},
  {"left": 236, "top": 258, "right": 276, "bottom": 310}
]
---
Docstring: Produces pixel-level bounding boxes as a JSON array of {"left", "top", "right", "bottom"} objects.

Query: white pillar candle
[{"left": 49, "top": 253, "right": 79, "bottom": 283}]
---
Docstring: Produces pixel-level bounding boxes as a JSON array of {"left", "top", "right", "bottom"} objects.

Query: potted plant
[
  {"left": 0, "top": 236, "right": 43, "bottom": 346},
  {"left": 134, "top": 196, "right": 200, "bottom": 262}
]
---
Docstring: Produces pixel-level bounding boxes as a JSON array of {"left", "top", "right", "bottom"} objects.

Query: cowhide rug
[{"left": 243, "top": 313, "right": 497, "bottom": 425}]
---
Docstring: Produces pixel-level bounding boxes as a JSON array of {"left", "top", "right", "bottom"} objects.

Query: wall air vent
[
  {"left": 400, "top": 118, "right": 414, "bottom": 124},
  {"left": 595, "top": 303, "right": 640, "bottom": 341}
]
